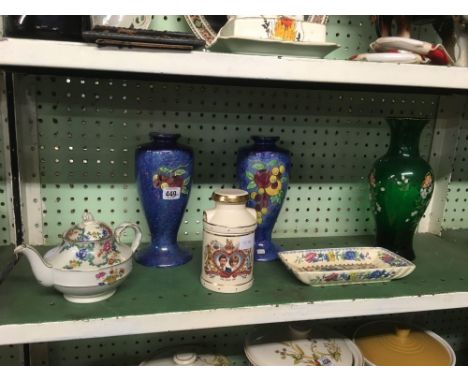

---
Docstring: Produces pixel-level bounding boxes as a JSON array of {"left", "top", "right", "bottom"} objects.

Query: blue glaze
[
  {"left": 135, "top": 133, "right": 193, "bottom": 267},
  {"left": 237, "top": 136, "right": 291, "bottom": 261}
]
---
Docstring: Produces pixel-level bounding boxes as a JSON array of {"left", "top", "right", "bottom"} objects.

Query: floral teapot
[{"left": 14, "top": 212, "right": 142, "bottom": 303}]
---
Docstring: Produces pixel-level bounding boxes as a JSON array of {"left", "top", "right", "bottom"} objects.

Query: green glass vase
[{"left": 369, "top": 118, "right": 434, "bottom": 261}]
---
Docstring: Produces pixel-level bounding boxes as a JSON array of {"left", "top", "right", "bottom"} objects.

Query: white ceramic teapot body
[{"left": 14, "top": 212, "right": 142, "bottom": 303}]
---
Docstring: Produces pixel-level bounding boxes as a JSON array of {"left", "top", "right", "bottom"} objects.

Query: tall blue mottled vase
[
  {"left": 237, "top": 136, "right": 291, "bottom": 261},
  {"left": 135, "top": 133, "right": 193, "bottom": 267}
]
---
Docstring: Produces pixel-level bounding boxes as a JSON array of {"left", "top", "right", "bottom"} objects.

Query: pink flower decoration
[
  {"left": 96, "top": 272, "right": 106, "bottom": 279},
  {"left": 103, "top": 241, "right": 112, "bottom": 252},
  {"left": 304, "top": 252, "right": 318, "bottom": 263}
]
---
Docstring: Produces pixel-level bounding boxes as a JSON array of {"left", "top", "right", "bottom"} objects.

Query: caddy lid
[{"left": 64, "top": 212, "right": 113, "bottom": 242}]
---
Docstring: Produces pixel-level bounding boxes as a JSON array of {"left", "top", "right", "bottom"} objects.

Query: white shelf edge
[
  {"left": 1, "top": 38, "right": 468, "bottom": 90},
  {"left": 1, "top": 291, "right": 468, "bottom": 345}
]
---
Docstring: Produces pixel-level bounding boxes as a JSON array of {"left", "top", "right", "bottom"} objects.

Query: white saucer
[{"left": 350, "top": 51, "right": 426, "bottom": 64}]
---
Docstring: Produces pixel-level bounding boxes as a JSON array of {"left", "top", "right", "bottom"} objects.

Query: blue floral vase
[
  {"left": 237, "top": 136, "right": 291, "bottom": 262},
  {"left": 135, "top": 133, "right": 193, "bottom": 267}
]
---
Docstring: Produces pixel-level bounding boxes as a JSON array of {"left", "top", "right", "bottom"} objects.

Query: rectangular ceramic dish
[{"left": 278, "top": 247, "right": 415, "bottom": 286}]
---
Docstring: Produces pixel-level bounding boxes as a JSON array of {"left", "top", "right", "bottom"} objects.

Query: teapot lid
[{"left": 64, "top": 212, "right": 113, "bottom": 242}]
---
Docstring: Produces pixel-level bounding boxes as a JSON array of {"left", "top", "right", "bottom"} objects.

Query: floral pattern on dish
[
  {"left": 320, "top": 269, "right": 395, "bottom": 283},
  {"left": 301, "top": 250, "right": 369, "bottom": 264},
  {"left": 279, "top": 247, "right": 415, "bottom": 287},
  {"left": 275, "top": 338, "right": 341, "bottom": 366}
]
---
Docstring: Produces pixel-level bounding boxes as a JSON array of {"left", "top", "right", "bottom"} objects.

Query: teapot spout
[{"left": 14, "top": 244, "right": 54, "bottom": 287}]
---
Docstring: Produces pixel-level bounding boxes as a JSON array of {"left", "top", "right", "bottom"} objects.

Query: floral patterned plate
[{"left": 278, "top": 247, "right": 415, "bottom": 286}]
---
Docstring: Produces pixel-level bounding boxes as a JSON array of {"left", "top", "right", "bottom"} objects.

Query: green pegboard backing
[
  {"left": 325, "top": 15, "right": 378, "bottom": 59},
  {"left": 34, "top": 326, "right": 252, "bottom": 366},
  {"left": 0, "top": 345, "right": 23, "bottom": 365},
  {"left": 21, "top": 74, "right": 439, "bottom": 245},
  {"left": 0, "top": 74, "right": 11, "bottom": 245},
  {"left": 31, "top": 308, "right": 468, "bottom": 365},
  {"left": 149, "top": 15, "right": 191, "bottom": 33},
  {"left": 443, "top": 112, "right": 468, "bottom": 230}
]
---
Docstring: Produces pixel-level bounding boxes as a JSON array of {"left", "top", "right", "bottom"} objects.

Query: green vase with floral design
[{"left": 369, "top": 118, "right": 434, "bottom": 261}]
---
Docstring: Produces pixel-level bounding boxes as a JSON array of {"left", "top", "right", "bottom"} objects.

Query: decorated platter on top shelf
[
  {"left": 209, "top": 37, "right": 339, "bottom": 58},
  {"left": 278, "top": 247, "right": 415, "bottom": 286},
  {"left": 184, "top": 15, "right": 328, "bottom": 48}
]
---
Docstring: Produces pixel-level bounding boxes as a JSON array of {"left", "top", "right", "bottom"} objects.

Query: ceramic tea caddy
[
  {"left": 140, "top": 345, "right": 230, "bottom": 366},
  {"left": 244, "top": 322, "right": 364, "bottom": 366},
  {"left": 353, "top": 320, "right": 456, "bottom": 366},
  {"left": 14, "top": 212, "right": 142, "bottom": 303},
  {"left": 201, "top": 189, "right": 257, "bottom": 293}
]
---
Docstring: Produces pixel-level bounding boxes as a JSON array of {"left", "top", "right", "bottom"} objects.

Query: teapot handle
[{"left": 114, "top": 222, "right": 142, "bottom": 254}]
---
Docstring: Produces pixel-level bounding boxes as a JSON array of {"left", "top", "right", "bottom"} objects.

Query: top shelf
[{"left": 1, "top": 38, "right": 468, "bottom": 91}]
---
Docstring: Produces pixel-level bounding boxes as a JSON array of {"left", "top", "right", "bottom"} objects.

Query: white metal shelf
[
  {"left": 1, "top": 38, "right": 468, "bottom": 90},
  {"left": 1, "top": 231, "right": 468, "bottom": 345}
]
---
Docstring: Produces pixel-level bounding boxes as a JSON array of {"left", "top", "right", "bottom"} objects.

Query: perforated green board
[
  {"left": 17, "top": 74, "right": 438, "bottom": 245},
  {"left": 443, "top": 113, "right": 468, "bottom": 229},
  {"left": 0, "top": 344, "right": 23, "bottom": 365}
]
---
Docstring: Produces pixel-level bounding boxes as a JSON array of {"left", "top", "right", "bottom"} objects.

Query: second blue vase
[
  {"left": 237, "top": 136, "right": 291, "bottom": 261},
  {"left": 135, "top": 133, "right": 193, "bottom": 267}
]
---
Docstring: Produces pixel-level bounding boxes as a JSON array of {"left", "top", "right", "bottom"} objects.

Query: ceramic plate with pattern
[
  {"left": 244, "top": 324, "right": 363, "bottom": 366},
  {"left": 279, "top": 247, "right": 415, "bottom": 286},
  {"left": 186, "top": 15, "right": 318, "bottom": 47}
]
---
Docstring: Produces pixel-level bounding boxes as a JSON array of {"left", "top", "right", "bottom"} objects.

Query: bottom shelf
[
  {"left": 27, "top": 309, "right": 468, "bottom": 366},
  {"left": 1, "top": 230, "right": 468, "bottom": 345}
]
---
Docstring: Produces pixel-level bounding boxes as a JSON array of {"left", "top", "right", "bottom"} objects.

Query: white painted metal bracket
[
  {"left": 418, "top": 95, "right": 467, "bottom": 235},
  {"left": 14, "top": 74, "right": 44, "bottom": 244}
]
